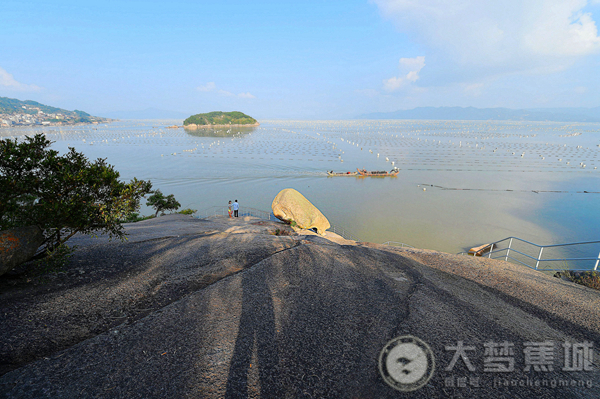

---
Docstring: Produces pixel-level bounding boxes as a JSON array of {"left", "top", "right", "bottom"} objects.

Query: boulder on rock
[
  {"left": 271, "top": 189, "right": 330, "bottom": 235},
  {"left": 0, "top": 226, "right": 44, "bottom": 276}
]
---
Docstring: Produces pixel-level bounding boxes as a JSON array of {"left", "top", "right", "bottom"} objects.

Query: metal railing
[
  {"left": 459, "top": 236, "right": 600, "bottom": 271},
  {"left": 196, "top": 206, "right": 277, "bottom": 221},
  {"left": 195, "top": 205, "right": 361, "bottom": 242},
  {"left": 328, "top": 225, "right": 361, "bottom": 242},
  {"left": 383, "top": 241, "right": 415, "bottom": 248}
]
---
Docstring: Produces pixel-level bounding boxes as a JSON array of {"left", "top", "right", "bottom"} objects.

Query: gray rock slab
[{"left": 1, "top": 215, "right": 599, "bottom": 398}]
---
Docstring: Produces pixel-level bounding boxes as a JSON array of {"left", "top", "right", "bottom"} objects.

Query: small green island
[{"left": 183, "top": 111, "right": 259, "bottom": 129}]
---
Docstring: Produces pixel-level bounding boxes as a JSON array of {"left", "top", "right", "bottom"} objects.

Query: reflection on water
[
  {"left": 184, "top": 125, "right": 257, "bottom": 137},
  {"left": 2, "top": 119, "right": 599, "bottom": 256}
]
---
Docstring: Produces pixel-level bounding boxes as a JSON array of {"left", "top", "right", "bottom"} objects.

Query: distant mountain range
[
  {"left": 0, "top": 96, "right": 91, "bottom": 118},
  {"left": 357, "top": 107, "right": 600, "bottom": 122},
  {"left": 0, "top": 96, "right": 109, "bottom": 127}
]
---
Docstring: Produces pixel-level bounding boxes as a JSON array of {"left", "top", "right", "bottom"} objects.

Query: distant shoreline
[
  {"left": 183, "top": 122, "right": 260, "bottom": 129},
  {"left": 0, "top": 120, "right": 115, "bottom": 129}
]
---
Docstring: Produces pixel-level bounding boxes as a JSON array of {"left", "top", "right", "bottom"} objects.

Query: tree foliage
[
  {"left": 0, "top": 134, "right": 153, "bottom": 258},
  {"left": 146, "top": 189, "right": 181, "bottom": 217},
  {"left": 183, "top": 111, "right": 257, "bottom": 126}
]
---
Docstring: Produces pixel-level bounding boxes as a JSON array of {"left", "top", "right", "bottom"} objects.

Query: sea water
[{"left": 2, "top": 119, "right": 599, "bottom": 265}]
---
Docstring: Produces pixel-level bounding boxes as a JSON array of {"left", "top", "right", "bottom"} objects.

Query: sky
[{"left": 1, "top": 0, "right": 600, "bottom": 119}]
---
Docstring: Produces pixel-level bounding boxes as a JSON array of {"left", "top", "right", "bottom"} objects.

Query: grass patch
[
  {"left": 271, "top": 228, "right": 292, "bottom": 236},
  {"left": 554, "top": 261, "right": 600, "bottom": 291},
  {"left": 33, "top": 243, "right": 77, "bottom": 275},
  {"left": 121, "top": 212, "right": 155, "bottom": 223},
  {"left": 558, "top": 270, "right": 600, "bottom": 291},
  {"left": 177, "top": 208, "right": 197, "bottom": 215}
]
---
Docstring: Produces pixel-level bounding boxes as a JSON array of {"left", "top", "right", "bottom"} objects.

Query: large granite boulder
[
  {"left": 0, "top": 226, "right": 44, "bottom": 276},
  {"left": 271, "top": 189, "right": 330, "bottom": 234}
]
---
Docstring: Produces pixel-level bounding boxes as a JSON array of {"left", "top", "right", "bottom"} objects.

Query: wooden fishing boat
[
  {"left": 327, "top": 170, "right": 358, "bottom": 176},
  {"left": 356, "top": 167, "right": 399, "bottom": 176}
]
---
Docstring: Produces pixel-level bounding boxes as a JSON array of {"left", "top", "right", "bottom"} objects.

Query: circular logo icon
[{"left": 378, "top": 335, "right": 435, "bottom": 392}]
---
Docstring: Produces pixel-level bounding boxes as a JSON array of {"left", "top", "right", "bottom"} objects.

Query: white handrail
[
  {"left": 459, "top": 236, "right": 600, "bottom": 272},
  {"left": 383, "top": 241, "right": 415, "bottom": 248}
]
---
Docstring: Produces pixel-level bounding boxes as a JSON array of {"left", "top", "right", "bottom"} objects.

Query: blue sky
[{"left": 1, "top": 0, "right": 600, "bottom": 119}]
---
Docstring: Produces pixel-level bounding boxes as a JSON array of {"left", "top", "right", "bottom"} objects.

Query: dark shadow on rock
[
  {"left": 225, "top": 262, "right": 282, "bottom": 398},
  {"left": 272, "top": 245, "right": 413, "bottom": 398},
  {"left": 0, "top": 231, "right": 295, "bottom": 376}
]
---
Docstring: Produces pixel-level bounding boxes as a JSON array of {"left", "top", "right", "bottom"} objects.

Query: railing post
[
  {"left": 594, "top": 251, "right": 600, "bottom": 271},
  {"left": 505, "top": 238, "right": 513, "bottom": 261},
  {"left": 488, "top": 243, "right": 494, "bottom": 258},
  {"left": 535, "top": 247, "right": 544, "bottom": 270}
]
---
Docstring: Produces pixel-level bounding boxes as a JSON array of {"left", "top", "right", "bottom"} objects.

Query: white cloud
[
  {"left": 238, "top": 92, "right": 256, "bottom": 99},
  {"left": 383, "top": 76, "right": 406, "bottom": 92},
  {"left": 372, "top": 0, "right": 600, "bottom": 70},
  {"left": 0, "top": 67, "right": 41, "bottom": 91},
  {"left": 383, "top": 56, "right": 425, "bottom": 91},
  {"left": 197, "top": 82, "right": 216, "bottom": 92},
  {"left": 463, "top": 82, "right": 485, "bottom": 97},
  {"left": 218, "top": 89, "right": 235, "bottom": 97},
  {"left": 524, "top": 5, "right": 600, "bottom": 56}
]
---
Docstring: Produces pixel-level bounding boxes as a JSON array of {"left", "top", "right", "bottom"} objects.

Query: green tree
[
  {"left": 146, "top": 189, "right": 181, "bottom": 217},
  {"left": 0, "top": 134, "right": 153, "bottom": 259}
]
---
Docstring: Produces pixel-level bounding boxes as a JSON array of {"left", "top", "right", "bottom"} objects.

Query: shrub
[
  {"left": 177, "top": 208, "right": 197, "bottom": 215},
  {"left": 121, "top": 212, "right": 155, "bottom": 223}
]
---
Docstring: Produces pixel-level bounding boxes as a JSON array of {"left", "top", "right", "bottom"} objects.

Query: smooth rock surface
[
  {"left": 271, "top": 188, "right": 331, "bottom": 234},
  {"left": 0, "top": 214, "right": 599, "bottom": 398},
  {"left": 0, "top": 226, "right": 44, "bottom": 277}
]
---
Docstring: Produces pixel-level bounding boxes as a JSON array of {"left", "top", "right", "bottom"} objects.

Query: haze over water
[{"left": 3, "top": 119, "right": 600, "bottom": 259}]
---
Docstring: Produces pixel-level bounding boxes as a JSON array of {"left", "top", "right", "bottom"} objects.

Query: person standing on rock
[
  {"left": 233, "top": 200, "right": 239, "bottom": 217},
  {"left": 228, "top": 200, "right": 233, "bottom": 218}
]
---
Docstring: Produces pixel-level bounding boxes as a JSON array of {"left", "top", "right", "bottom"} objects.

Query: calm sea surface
[{"left": 3, "top": 119, "right": 600, "bottom": 260}]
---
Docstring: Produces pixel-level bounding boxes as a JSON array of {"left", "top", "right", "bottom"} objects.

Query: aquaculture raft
[
  {"left": 327, "top": 171, "right": 358, "bottom": 176},
  {"left": 356, "top": 168, "right": 399, "bottom": 177}
]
